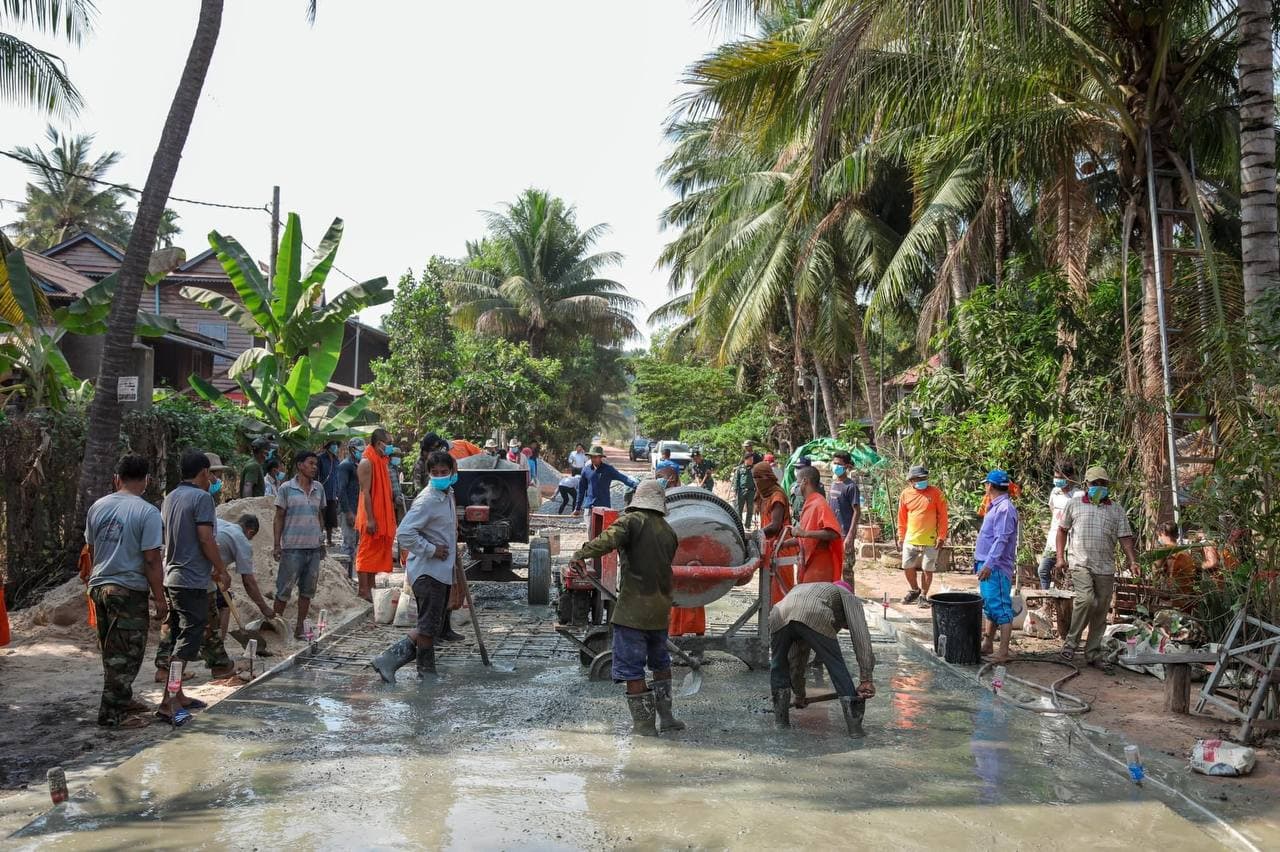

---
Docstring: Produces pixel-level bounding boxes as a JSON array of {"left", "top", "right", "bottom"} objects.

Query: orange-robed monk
[{"left": 355, "top": 427, "right": 398, "bottom": 601}]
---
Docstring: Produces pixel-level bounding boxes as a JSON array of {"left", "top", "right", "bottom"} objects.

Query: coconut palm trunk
[
  {"left": 813, "top": 357, "right": 841, "bottom": 437},
  {"left": 849, "top": 304, "right": 881, "bottom": 425},
  {"left": 1238, "top": 0, "right": 1278, "bottom": 318},
  {"left": 74, "top": 0, "right": 223, "bottom": 523}
]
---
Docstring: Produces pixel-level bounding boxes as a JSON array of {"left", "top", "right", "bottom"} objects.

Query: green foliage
[
  {"left": 130, "top": 392, "right": 247, "bottom": 490},
  {"left": 184, "top": 213, "right": 392, "bottom": 451},
  {"left": 629, "top": 355, "right": 746, "bottom": 439},
  {"left": 682, "top": 398, "right": 776, "bottom": 468}
]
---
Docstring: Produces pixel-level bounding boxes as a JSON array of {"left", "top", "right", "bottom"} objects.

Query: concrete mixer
[{"left": 556, "top": 485, "right": 773, "bottom": 678}]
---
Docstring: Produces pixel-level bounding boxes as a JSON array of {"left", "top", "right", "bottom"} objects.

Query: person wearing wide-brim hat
[
  {"left": 569, "top": 480, "right": 683, "bottom": 736},
  {"left": 483, "top": 438, "right": 500, "bottom": 456},
  {"left": 573, "top": 445, "right": 638, "bottom": 526}
]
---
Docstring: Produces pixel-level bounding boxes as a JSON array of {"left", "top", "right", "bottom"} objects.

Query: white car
[{"left": 650, "top": 440, "right": 693, "bottom": 471}]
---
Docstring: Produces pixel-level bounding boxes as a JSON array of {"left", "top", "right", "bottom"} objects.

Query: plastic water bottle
[
  {"left": 938, "top": 634, "right": 948, "bottom": 661},
  {"left": 165, "top": 662, "right": 183, "bottom": 696},
  {"left": 1125, "top": 636, "right": 1137, "bottom": 658},
  {"left": 316, "top": 609, "right": 328, "bottom": 637},
  {"left": 992, "top": 665, "right": 1007, "bottom": 692},
  {"left": 1125, "top": 744, "right": 1144, "bottom": 782},
  {"left": 245, "top": 638, "right": 258, "bottom": 676},
  {"left": 303, "top": 618, "right": 315, "bottom": 643},
  {"left": 47, "top": 767, "right": 67, "bottom": 805}
]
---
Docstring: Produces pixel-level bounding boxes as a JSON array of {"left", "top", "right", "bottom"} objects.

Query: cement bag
[
  {"left": 1010, "top": 589, "right": 1026, "bottom": 630},
  {"left": 394, "top": 583, "right": 417, "bottom": 627},
  {"left": 528, "top": 486, "right": 542, "bottom": 511},
  {"left": 1023, "top": 608, "right": 1056, "bottom": 639},
  {"left": 372, "top": 587, "right": 397, "bottom": 624},
  {"left": 1190, "top": 739, "right": 1256, "bottom": 777}
]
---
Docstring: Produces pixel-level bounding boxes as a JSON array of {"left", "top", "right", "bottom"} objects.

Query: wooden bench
[
  {"left": 1022, "top": 589, "right": 1075, "bottom": 637},
  {"left": 1120, "top": 650, "right": 1219, "bottom": 714}
]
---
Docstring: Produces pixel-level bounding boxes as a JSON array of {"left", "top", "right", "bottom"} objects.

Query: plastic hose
[{"left": 976, "top": 658, "right": 1091, "bottom": 715}]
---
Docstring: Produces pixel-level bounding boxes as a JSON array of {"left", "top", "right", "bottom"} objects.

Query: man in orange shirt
[
  {"left": 897, "top": 464, "right": 948, "bottom": 608},
  {"left": 783, "top": 467, "right": 844, "bottom": 584}
]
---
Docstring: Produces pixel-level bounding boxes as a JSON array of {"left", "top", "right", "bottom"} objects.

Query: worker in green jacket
[{"left": 569, "top": 480, "right": 683, "bottom": 736}]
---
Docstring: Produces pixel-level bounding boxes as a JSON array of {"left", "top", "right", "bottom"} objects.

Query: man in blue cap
[{"left": 975, "top": 469, "right": 1019, "bottom": 662}]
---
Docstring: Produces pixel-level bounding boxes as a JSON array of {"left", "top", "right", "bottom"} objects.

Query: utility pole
[{"left": 268, "top": 185, "right": 280, "bottom": 285}]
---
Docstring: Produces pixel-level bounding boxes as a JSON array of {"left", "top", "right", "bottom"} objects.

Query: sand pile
[
  {"left": 215, "top": 496, "right": 368, "bottom": 638},
  {"left": 12, "top": 575, "right": 93, "bottom": 632}
]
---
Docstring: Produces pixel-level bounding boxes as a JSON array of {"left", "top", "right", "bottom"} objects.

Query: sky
[{"left": 1, "top": 1, "right": 728, "bottom": 336}]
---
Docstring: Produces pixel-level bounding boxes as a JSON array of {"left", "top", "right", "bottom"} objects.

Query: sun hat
[
  {"left": 986, "top": 469, "right": 1011, "bottom": 487},
  {"left": 908, "top": 464, "right": 928, "bottom": 479},
  {"left": 205, "top": 453, "right": 228, "bottom": 472},
  {"left": 484, "top": 438, "right": 499, "bottom": 449},
  {"left": 628, "top": 480, "right": 667, "bottom": 514},
  {"left": 588, "top": 445, "right": 606, "bottom": 457},
  {"left": 1084, "top": 465, "right": 1111, "bottom": 483},
  {"left": 508, "top": 438, "right": 521, "bottom": 449}
]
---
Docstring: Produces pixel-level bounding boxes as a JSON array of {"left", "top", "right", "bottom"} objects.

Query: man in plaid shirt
[{"left": 1056, "top": 465, "right": 1139, "bottom": 672}]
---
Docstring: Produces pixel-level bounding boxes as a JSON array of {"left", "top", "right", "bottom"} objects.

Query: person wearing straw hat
[
  {"left": 483, "top": 438, "right": 501, "bottom": 458},
  {"left": 1056, "top": 465, "right": 1138, "bottom": 672},
  {"left": 569, "top": 480, "right": 682, "bottom": 736},
  {"left": 573, "top": 445, "right": 639, "bottom": 527}
]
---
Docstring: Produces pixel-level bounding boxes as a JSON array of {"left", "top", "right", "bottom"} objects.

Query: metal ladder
[{"left": 1144, "top": 131, "right": 1219, "bottom": 527}]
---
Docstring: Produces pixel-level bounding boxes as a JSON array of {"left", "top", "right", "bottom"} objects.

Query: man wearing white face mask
[
  {"left": 1037, "top": 461, "right": 1082, "bottom": 589},
  {"left": 896, "top": 464, "right": 948, "bottom": 607},
  {"left": 372, "top": 450, "right": 458, "bottom": 681}
]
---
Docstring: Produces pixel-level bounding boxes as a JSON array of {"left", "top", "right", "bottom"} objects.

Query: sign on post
[{"left": 117, "top": 376, "right": 139, "bottom": 402}]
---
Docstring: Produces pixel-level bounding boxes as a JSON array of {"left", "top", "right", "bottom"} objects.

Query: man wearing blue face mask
[
  {"left": 1037, "top": 461, "right": 1081, "bottom": 589},
  {"left": 373, "top": 451, "right": 458, "bottom": 681},
  {"left": 1056, "top": 465, "right": 1139, "bottom": 672},
  {"left": 897, "top": 465, "right": 948, "bottom": 607}
]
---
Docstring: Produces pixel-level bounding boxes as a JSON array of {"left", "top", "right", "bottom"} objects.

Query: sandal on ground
[
  {"left": 155, "top": 707, "right": 192, "bottom": 727},
  {"left": 181, "top": 698, "right": 208, "bottom": 711},
  {"left": 116, "top": 715, "right": 152, "bottom": 729},
  {"left": 902, "top": 589, "right": 921, "bottom": 604},
  {"left": 124, "top": 699, "right": 152, "bottom": 714},
  {"left": 1059, "top": 646, "right": 1076, "bottom": 662},
  {"left": 917, "top": 597, "right": 932, "bottom": 608}
]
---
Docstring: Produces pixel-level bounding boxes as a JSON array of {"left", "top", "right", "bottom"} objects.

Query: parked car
[
  {"left": 650, "top": 440, "right": 693, "bottom": 471},
  {"left": 629, "top": 437, "right": 652, "bottom": 462}
]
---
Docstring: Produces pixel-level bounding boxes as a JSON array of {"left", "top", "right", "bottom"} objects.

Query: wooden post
[{"left": 1164, "top": 663, "right": 1191, "bottom": 714}]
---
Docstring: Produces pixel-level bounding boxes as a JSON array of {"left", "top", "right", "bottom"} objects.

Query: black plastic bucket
[{"left": 930, "top": 592, "right": 983, "bottom": 665}]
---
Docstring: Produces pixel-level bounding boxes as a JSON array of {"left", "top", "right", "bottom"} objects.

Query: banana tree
[{"left": 180, "top": 212, "right": 392, "bottom": 394}]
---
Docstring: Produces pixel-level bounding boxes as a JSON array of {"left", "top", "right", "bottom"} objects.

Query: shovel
[
  {"left": 224, "top": 593, "right": 269, "bottom": 655},
  {"left": 572, "top": 565, "right": 703, "bottom": 697}
]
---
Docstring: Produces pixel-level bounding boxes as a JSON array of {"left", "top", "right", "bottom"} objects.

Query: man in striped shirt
[{"left": 769, "top": 581, "right": 877, "bottom": 737}]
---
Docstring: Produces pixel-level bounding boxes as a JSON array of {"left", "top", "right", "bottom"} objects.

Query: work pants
[
  {"left": 341, "top": 513, "right": 360, "bottom": 576},
  {"left": 155, "top": 589, "right": 231, "bottom": 671},
  {"left": 557, "top": 486, "right": 576, "bottom": 514},
  {"left": 90, "top": 585, "right": 149, "bottom": 725},
  {"left": 1037, "top": 550, "right": 1056, "bottom": 589},
  {"left": 1065, "top": 567, "right": 1114, "bottom": 662},
  {"left": 736, "top": 493, "right": 754, "bottom": 528},
  {"left": 770, "top": 621, "right": 855, "bottom": 697}
]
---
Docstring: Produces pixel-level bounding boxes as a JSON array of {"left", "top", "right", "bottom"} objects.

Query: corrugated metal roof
[{"left": 23, "top": 252, "right": 97, "bottom": 298}]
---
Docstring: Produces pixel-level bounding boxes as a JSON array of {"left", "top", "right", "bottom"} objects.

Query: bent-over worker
[
  {"left": 215, "top": 514, "right": 273, "bottom": 638},
  {"left": 769, "top": 580, "right": 876, "bottom": 737},
  {"left": 569, "top": 480, "right": 684, "bottom": 737}
]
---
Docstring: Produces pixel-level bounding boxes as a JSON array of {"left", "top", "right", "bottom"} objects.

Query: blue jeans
[
  {"left": 611, "top": 624, "right": 671, "bottom": 682},
  {"left": 1037, "top": 550, "right": 1056, "bottom": 589},
  {"left": 277, "top": 548, "right": 323, "bottom": 601}
]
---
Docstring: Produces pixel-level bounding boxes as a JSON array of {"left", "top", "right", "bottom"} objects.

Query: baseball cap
[
  {"left": 986, "top": 469, "right": 1011, "bottom": 487},
  {"left": 1084, "top": 465, "right": 1111, "bottom": 483}
]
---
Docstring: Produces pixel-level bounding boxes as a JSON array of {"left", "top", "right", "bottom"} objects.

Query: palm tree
[
  {"left": 1238, "top": 0, "right": 1277, "bottom": 318},
  {"left": 0, "top": 0, "right": 92, "bottom": 114},
  {"left": 75, "top": 0, "right": 224, "bottom": 528},
  {"left": 447, "top": 188, "right": 640, "bottom": 357},
  {"left": 7, "top": 125, "right": 134, "bottom": 248}
]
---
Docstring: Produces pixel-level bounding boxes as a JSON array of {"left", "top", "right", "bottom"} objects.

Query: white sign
[{"left": 117, "top": 376, "right": 139, "bottom": 402}]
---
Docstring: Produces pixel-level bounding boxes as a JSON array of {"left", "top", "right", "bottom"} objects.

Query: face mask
[
  {"left": 833, "top": 465, "right": 847, "bottom": 477},
  {"left": 208, "top": 479, "right": 223, "bottom": 495},
  {"left": 328, "top": 443, "right": 338, "bottom": 454},
  {"left": 1088, "top": 485, "right": 1109, "bottom": 502},
  {"left": 1053, "top": 478, "right": 1068, "bottom": 489},
  {"left": 913, "top": 480, "right": 928, "bottom": 490},
  {"left": 275, "top": 471, "right": 286, "bottom": 481},
  {"left": 429, "top": 473, "right": 457, "bottom": 491},
  {"left": 382, "top": 445, "right": 395, "bottom": 457}
]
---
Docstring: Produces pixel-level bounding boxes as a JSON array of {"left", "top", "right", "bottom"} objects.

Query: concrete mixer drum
[{"left": 663, "top": 486, "right": 755, "bottom": 608}]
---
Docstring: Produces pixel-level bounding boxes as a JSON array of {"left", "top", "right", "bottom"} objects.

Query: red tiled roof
[{"left": 888, "top": 354, "right": 943, "bottom": 387}]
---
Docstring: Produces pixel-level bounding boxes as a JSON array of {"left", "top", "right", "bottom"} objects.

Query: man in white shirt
[
  {"left": 1037, "top": 462, "right": 1082, "bottom": 589},
  {"left": 568, "top": 443, "right": 589, "bottom": 475},
  {"left": 215, "top": 515, "right": 274, "bottom": 636}
]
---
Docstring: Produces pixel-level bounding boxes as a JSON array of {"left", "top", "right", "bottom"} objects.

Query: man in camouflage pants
[{"left": 85, "top": 455, "right": 168, "bottom": 727}]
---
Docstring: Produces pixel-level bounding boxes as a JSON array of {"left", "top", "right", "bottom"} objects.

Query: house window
[{"left": 196, "top": 321, "right": 230, "bottom": 366}]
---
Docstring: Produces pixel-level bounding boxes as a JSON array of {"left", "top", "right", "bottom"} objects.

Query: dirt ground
[
  {"left": 0, "top": 497, "right": 369, "bottom": 800},
  {"left": 851, "top": 557, "right": 1280, "bottom": 813}
]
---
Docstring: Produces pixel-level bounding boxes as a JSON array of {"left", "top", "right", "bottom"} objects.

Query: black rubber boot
[
  {"left": 438, "top": 609, "right": 464, "bottom": 642},
  {"left": 651, "top": 679, "right": 686, "bottom": 733},
  {"left": 625, "top": 691, "right": 658, "bottom": 737},
  {"left": 371, "top": 637, "right": 417, "bottom": 683},
  {"left": 772, "top": 689, "right": 791, "bottom": 728},
  {"left": 416, "top": 643, "right": 436, "bottom": 676},
  {"left": 840, "top": 696, "right": 866, "bottom": 738}
]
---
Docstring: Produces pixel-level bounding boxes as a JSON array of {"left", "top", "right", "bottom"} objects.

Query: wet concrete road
[{"left": 11, "top": 601, "right": 1259, "bottom": 852}]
